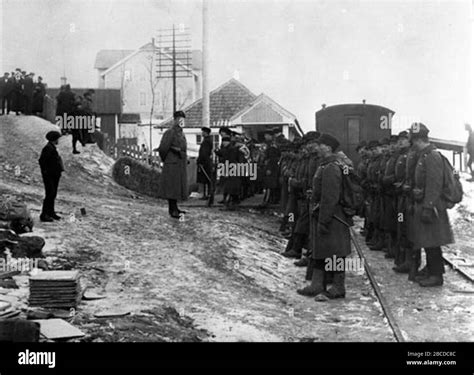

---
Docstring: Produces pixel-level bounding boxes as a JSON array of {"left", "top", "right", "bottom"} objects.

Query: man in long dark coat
[
  {"left": 392, "top": 131, "right": 412, "bottom": 271},
  {"left": 214, "top": 135, "right": 245, "bottom": 210},
  {"left": 197, "top": 127, "right": 213, "bottom": 199},
  {"left": 32, "top": 76, "right": 46, "bottom": 116},
  {"left": 56, "top": 85, "right": 76, "bottom": 134},
  {"left": 0, "top": 73, "right": 10, "bottom": 115},
  {"left": 156, "top": 111, "right": 188, "bottom": 218},
  {"left": 297, "top": 133, "right": 351, "bottom": 300},
  {"left": 39, "top": 131, "right": 64, "bottom": 222},
  {"left": 409, "top": 123, "right": 454, "bottom": 287},
  {"left": 23, "top": 73, "right": 35, "bottom": 115}
]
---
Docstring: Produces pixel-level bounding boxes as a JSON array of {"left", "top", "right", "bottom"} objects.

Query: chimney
[
  {"left": 362, "top": 99, "right": 366, "bottom": 104},
  {"left": 321, "top": 103, "right": 326, "bottom": 109}
]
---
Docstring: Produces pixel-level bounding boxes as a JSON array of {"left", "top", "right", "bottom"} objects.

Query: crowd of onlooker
[
  {"left": 0, "top": 69, "right": 46, "bottom": 116},
  {"left": 55, "top": 85, "right": 97, "bottom": 154}
]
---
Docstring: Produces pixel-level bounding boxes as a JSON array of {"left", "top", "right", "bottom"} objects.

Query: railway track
[{"left": 349, "top": 227, "right": 474, "bottom": 343}]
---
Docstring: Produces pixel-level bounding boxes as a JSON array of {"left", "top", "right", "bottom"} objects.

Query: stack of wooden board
[{"left": 28, "top": 271, "right": 81, "bottom": 309}]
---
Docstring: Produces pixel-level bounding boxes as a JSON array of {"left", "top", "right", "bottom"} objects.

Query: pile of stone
[{"left": 28, "top": 271, "right": 82, "bottom": 309}]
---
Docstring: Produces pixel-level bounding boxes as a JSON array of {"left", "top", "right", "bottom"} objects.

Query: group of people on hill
[
  {"left": 55, "top": 85, "right": 96, "bottom": 154},
  {"left": 0, "top": 69, "right": 46, "bottom": 116},
  {"left": 277, "top": 123, "right": 459, "bottom": 303}
]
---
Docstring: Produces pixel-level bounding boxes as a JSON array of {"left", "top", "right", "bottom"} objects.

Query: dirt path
[{"left": 2, "top": 175, "right": 395, "bottom": 342}]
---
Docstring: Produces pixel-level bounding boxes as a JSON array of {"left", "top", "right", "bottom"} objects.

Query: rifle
[{"left": 198, "top": 164, "right": 215, "bottom": 207}]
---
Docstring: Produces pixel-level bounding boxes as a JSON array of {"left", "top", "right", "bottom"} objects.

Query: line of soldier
[
  {"left": 357, "top": 123, "right": 455, "bottom": 287},
  {"left": 0, "top": 69, "right": 47, "bottom": 116},
  {"left": 196, "top": 127, "right": 287, "bottom": 209},
  {"left": 276, "top": 122, "right": 456, "bottom": 302},
  {"left": 278, "top": 131, "right": 354, "bottom": 301}
]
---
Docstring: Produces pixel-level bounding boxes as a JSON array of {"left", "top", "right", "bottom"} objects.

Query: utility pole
[
  {"left": 155, "top": 26, "right": 191, "bottom": 116},
  {"left": 172, "top": 24, "right": 177, "bottom": 113},
  {"left": 202, "top": 0, "right": 210, "bottom": 129}
]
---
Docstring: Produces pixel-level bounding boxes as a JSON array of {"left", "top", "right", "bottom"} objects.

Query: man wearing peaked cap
[
  {"left": 173, "top": 110, "right": 186, "bottom": 119},
  {"left": 197, "top": 126, "right": 213, "bottom": 201},
  {"left": 156, "top": 109, "right": 188, "bottom": 218},
  {"left": 38, "top": 131, "right": 64, "bottom": 222}
]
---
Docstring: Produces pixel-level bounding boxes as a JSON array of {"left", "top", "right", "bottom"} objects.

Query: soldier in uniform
[
  {"left": 408, "top": 123, "right": 454, "bottom": 287},
  {"left": 356, "top": 141, "right": 369, "bottom": 235},
  {"left": 197, "top": 127, "right": 213, "bottom": 200},
  {"left": 297, "top": 133, "right": 351, "bottom": 300},
  {"left": 262, "top": 130, "right": 281, "bottom": 205},
  {"left": 282, "top": 132, "right": 319, "bottom": 259},
  {"left": 156, "top": 111, "right": 188, "bottom": 218},
  {"left": 392, "top": 131, "right": 412, "bottom": 271},
  {"left": 366, "top": 140, "right": 384, "bottom": 248},
  {"left": 381, "top": 135, "right": 400, "bottom": 259},
  {"left": 370, "top": 138, "right": 390, "bottom": 251}
]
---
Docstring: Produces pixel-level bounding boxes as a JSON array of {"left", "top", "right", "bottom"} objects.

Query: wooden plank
[{"left": 32, "top": 319, "right": 85, "bottom": 340}]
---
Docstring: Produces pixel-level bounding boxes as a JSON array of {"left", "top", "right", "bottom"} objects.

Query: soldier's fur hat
[
  {"left": 409, "top": 123, "right": 429, "bottom": 140},
  {"left": 317, "top": 133, "right": 340, "bottom": 151}
]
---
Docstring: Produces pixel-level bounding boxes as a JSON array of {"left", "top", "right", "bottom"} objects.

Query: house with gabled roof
[
  {"left": 94, "top": 42, "right": 202, "bottom": 125},
  {"left": 151, "top": 78, "right": 302, "bottom": 157}
]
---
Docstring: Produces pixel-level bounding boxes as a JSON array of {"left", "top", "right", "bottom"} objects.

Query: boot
[
  {"left": 407, "top": 248, "right": 421, "bottom": 282},
  {"left": 283, "top": 234, "right": 304, "bottom": 258},
  {"left": 394, "top": 246, "right": 405, "bottom": 267},
  {"left": 305, "top": 260, "right": 313, "bottom": 281},
  {"left": 369, "top": 237, "right": 384, "bottom": 251},
  {"left": 414, "top": 266, "right": 429, "bottom": 282},
  {"left": 393, "top": 262, "right": 410, "bottom": 273},
  {"left": 323, "top": 271, "right": 345, "bottom": 299},
  {"left": 384, "top": 236, "right": 396, "bottom": 259},
  {"left": 294, "top": 256, "right": 309, "bottom": 267},
  {"left": 297, "top": 268, "right": 325, "bottom": 297},
  {"left": 419, "top": 275, "right": 443, "bottom": 287}
]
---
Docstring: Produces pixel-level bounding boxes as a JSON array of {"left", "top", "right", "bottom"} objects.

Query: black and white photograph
[{"left": 0, "top": 0, "right": 473, "bottom": 370}]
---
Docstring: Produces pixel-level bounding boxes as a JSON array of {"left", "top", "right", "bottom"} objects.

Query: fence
[
  {"left": 113, "top": 143, "right": 198, "bottom": 190},
  {"left": 114, "top": 144, "right": 162, "bottom": 169}
]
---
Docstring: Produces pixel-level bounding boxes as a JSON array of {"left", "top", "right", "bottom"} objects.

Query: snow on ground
[{"left": 1, "top": 115, "right": 473, "bottom": 342}]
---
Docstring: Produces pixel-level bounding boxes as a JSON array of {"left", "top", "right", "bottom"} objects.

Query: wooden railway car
[{"left": 315, "top": 103, "right": 394, "bottom": 164}]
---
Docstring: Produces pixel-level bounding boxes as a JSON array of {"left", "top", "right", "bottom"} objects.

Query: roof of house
[
  {"left": 94, "top": 50, "right": 135, "bottom": 70},
  {"left": 46, "top": 88, "right": 121, "bottom": 114},
  {"left": 94, "top": 44, "right": 203, "bottom": 74},
  {"left": 159, "top": 78, "right": 257, "bottom": 128},
  {"left": 229, "top": 93, "right": 297, "bottom": 123}
]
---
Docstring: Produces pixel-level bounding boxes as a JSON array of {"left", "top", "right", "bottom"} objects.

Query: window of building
[
  {"left": 140, "top": 92, "right": 146, "bottom": 106},
  {"left": 124, "top": 69, "right": 132, "bottom": 81}
]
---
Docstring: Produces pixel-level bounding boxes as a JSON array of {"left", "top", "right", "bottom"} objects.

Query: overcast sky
[{"left": 1, "top": 0, "right": 472, "bottom": 140}]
